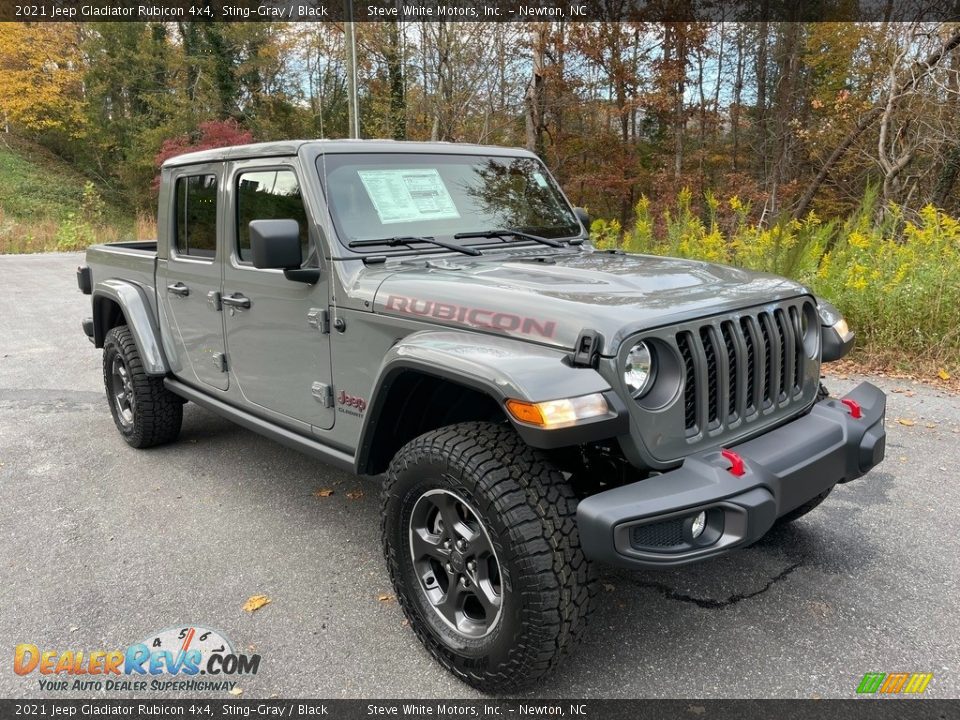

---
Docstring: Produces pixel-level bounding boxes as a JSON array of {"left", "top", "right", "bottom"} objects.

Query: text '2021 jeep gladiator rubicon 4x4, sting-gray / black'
[{"left": 77, "top": 140, "right": 886, "bottom": 691}]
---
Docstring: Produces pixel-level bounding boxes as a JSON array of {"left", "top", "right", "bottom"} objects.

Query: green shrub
[
  {"left": 54, "top": 213, "right": 97, "bottom": 251},
  {"left": 592, "top": 190, "right": 960, "bottom": 366}
]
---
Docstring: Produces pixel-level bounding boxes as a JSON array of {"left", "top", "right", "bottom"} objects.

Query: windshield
[{"left": 317, "top": 153, "right": 581, "bottom": 252}]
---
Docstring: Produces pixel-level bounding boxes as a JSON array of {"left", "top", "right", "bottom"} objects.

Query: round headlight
[
  {"left": 624, "top": 341, "right": 655, "bottom": 397},
  {"left": 817, "top": 300, "right": 843, "bottom": 327},
  {"left": 800, "top": 302, "right": 820, "bottom": 357}
]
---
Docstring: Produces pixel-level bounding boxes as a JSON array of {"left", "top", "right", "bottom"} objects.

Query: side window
[
  {"left": 236, "top": 169, "right": 309, "bottom": 264},
  {"left": 174, "top": 175, "right": 218, "bottom": 259}
]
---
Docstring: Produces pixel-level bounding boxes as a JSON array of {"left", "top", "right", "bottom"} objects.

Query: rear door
[
  {"left": 221, "top": 159, "right": 334, "bottom": 430},
  {"left": 156, "top": 165, "right": 229, "bottom": 391}
]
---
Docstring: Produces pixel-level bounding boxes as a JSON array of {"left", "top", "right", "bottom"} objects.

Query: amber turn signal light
[{"left": 505, "top": 393, "right": 610, "bottom": 429}]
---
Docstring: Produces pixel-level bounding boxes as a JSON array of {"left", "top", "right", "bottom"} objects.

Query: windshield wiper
[
  {"left": 348, "top": 235, "right": 482, "bottom": 257},
  {"left": 453, "top": 229, "right": 566, "bottom": 248}
]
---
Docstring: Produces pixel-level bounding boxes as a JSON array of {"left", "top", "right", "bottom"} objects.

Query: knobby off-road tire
[
  {"left": 381, "top": 422, "right": 597, "bottom": 692},
  {"left": 776, "top": 383, "right": 832, "bottom": 525},
  {"left": 103, "top": 325, "right": 182, "bottom": 448}
]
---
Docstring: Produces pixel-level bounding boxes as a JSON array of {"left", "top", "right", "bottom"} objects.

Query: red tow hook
[
  {"left": 840, "top": 398, "right": 863, "bottom": 419},
  {"left": 720, "top": 448, "right": 745, "bottom": 477}
]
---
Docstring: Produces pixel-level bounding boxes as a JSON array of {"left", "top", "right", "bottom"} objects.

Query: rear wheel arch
[
  {"left": 357, "top": 368, "right": 508, "bottom": 476},
  {"left": 92, "top": 283, "right": 168, "bottom": 375},
  {"left": 92, "top": 295, "right": 126, "bottom": 348}
]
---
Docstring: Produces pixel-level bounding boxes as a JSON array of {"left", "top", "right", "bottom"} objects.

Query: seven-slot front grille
[{"left": 676, "top": 304, "right": 809, "bottom": 438}]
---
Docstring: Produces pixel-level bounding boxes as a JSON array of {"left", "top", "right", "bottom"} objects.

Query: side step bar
[{"left": 164, "top": 378, "right": 355, "bottom": 473}]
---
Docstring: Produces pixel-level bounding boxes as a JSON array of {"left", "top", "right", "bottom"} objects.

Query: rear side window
[
  {"left": 174, "top": 175, "right": 218, "bottom": 259},
  {"left": 236, "top": 169, "right": 309, "bottom": 264}
]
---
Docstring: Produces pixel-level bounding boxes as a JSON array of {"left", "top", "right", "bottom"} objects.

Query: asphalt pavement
[{"left": 1, "top": 252, "right": 958, "bottom": 699}]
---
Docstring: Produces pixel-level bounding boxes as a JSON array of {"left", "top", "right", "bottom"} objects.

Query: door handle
[
  {"left": 166, "top": 282, "right": 190, "bottom": 297},
  {"left": 221, "top": 293, "right": 251, "bottom": 309}
]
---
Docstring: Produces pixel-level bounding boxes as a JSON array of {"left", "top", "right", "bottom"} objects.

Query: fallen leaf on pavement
[
  {"left": 346, "top": 489, "right": 364, "bottom": 500},
  {"left": 242, "top": 595, "right": 271, "bottom": 613},
  {"left": 938, "top": 368, "right": 951, "bottom": 381},
  {"left": 891, "top": 388, "right": 906, "bottom": 393},
  {"left": 896, "top": 418, "right": 915, "bottom": 426},
  {"left": 314, "top": 488, "right": 334, "bottom": 498},
  {"left": 229, "top": 688, "right": 243, "bottom": 696},
  {"left": 904, "top": 391, "right": 915, "bottom": 397},
  {"left": 925, "top": 423, "right": 936, "bottom": 429},
  {"left": 377, "top": 593, "right": 396, "bottom": 603}
]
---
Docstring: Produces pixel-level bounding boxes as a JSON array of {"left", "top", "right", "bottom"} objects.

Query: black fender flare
[{"left": 355, "top": 330, "right": 627, "bottom": 474}]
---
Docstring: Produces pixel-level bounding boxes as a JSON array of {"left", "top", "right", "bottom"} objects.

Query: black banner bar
[
  {"left": 2, "top": 0, "right": 960, "bottom": 23},
  {"left": 0, "top": 699, "right": 958, "bottom": 720}
]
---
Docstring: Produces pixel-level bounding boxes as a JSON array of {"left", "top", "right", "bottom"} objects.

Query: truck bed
[{"left": 85, "top": 240, "right": 159, "bottom": 307}]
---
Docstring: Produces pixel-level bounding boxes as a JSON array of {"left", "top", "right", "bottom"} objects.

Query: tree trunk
[
  {"left": 385, "top": 20, "right": 406, "bottom": 141},
  {"left": 932, "top": 144, "right": 960, "bottom": 209},
  {"left": 731, "top": 25, "right": 744, "bottom": 172},
  {"left": 793, "top": 27, "right": 960, "bottom": 219},
  {"left": 525, "top": 23, "right": 548, "bottom": 156},
  {"left": 755, "top": 19, "right": 769, "bottom": 180},
  {"left": 767, "top": 22, "right": 801, "bottom": 217}
]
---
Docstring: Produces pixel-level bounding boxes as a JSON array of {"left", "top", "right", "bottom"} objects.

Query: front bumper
[{"left": 577, "top": 381, "right": 886, "bottom": 568}]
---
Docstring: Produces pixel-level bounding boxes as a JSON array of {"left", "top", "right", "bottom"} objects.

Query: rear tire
[
  {"left": 103, "top": 325, "right": 182, "bottom": 448},
  {"left": 381, "top": 421, "right": 596, "bottom": 692}
]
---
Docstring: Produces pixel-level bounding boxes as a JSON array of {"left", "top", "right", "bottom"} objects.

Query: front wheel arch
[{"left": 357, "top": 369, "right": 507, "bottom": 475}]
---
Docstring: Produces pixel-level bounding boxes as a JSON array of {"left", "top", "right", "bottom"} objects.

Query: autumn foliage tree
[
  {"left": 151, "top": 120, "right": 254, "bottom": 191},
  {"left": 1, "top": 19, "right": 959, "bottom": 222},
  {"left": 0, "top": 23, "right": 86, "bottom": 138}
]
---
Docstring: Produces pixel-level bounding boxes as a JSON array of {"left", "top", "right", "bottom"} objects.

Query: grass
[{"left": 0, "top": 136, "right": 152, "bottom": 253}]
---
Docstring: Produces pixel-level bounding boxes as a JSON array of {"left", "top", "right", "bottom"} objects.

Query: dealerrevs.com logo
[{"left": 14, "top": 626, "right": 260, "bottom": 693}]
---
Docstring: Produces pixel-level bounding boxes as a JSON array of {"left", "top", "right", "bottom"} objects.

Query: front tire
[
  {"left": 381, "top": 422, "right": 596, "bottom": 692},
  {"left": 103, "top": 325, "right": 182, "bottom": 448}
]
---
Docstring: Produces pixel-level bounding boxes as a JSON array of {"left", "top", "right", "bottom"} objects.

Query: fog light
[{"left": 691, "top": 511, "right": 707, "bottom": 539}]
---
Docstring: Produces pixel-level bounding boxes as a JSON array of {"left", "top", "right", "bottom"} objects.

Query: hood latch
[{"left": 571, "top": 329, "right": 603, "bottom": 368}]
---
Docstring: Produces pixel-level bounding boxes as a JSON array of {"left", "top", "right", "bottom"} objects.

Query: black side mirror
[
  {"left": 574, "top": 207, "right": 592, "bottom": 233},
  {"left": 249, "top": 219, "right": 319, "bottom": 284},
  {"left": 250, "top": 219, "right": 301, "bottom": 269}
]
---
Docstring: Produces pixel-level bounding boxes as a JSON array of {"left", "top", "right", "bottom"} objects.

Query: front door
[
  {"left": 156, "top": 165, "right": 229, "bottom": 391},
  {"left": 221, "top": 160, "right": 335, "bottom": 430}
]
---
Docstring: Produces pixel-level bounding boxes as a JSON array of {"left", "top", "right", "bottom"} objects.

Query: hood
[{"left": 373, "top": 249, "right": 811, "bottom": 354}]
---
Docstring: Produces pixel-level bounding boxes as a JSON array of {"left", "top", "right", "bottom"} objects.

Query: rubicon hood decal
[
  {"left": 385, "top": 295, "right": 557, "bottom": 340},
  {"left": 374, "top": 250, "right": 810, "bottom": 353}
]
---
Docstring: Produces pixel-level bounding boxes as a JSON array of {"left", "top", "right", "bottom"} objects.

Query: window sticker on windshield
[
  {"left": 357, "top": 169, "right": 460, "bottom": 224},
  {"left": 532, "top": 172, "right": 549, "bottom": 189}
]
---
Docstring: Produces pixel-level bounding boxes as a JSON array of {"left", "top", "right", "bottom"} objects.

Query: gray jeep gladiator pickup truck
[{"left": 78, "top": 140, "right": 886, "bottom": 691}]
